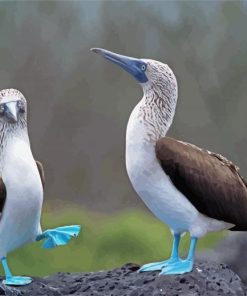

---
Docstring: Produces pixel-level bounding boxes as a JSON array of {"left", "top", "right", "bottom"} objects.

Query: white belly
[
  {"left": 126, "top": 142, "right": 233, "bottom": 238},
  {"left": 0, "top": 138, "right": 43, "bottom": 257}
]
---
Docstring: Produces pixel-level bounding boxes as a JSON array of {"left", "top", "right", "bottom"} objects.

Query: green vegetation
[{"left": 2, "top": 208, "right": 224, "bottom": 277}]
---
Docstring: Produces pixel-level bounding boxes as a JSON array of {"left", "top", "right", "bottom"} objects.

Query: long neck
[{"left": 126, "top": 83, "right": 177, "bottom": 147}]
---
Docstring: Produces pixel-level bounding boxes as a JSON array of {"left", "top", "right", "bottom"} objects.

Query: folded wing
[{"left": 156, "top": 137, "right": 247, "bottom": 231}]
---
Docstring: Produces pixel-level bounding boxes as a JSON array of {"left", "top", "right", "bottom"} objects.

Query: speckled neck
[
  {"left": 126, "top": 80, "right": 178, "bottom": 146},
  {"left": 0, "top": 119, "right": 29, "bottom": 173}
]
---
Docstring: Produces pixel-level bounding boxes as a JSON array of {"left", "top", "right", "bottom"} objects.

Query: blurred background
[{"left": 0, "top": 0, "right": 247, "bottom": 278}]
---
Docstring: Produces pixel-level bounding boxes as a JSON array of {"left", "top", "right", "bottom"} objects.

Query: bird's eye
[
  {"left": 17, "top": 100, "right": 25, "bottom": 113},
  {"left": 141, "top": 64, "right": 146, "bottom": 71}
]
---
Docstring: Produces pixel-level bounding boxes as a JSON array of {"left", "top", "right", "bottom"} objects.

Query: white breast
[
  {"left": 126, "top": 103, "right": 232, "bottom": 237},
  {"left": 0, "top": 136, "right": 43, "bottom": 257}
]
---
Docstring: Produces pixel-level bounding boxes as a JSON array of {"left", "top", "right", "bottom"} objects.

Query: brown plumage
[
  {"left": 0, "top": 161, "right": 44, "bottom": 217},
  {"left": 0, "top": 178, "right": 6, "bottom": 213},
  {"left": 36, "top": 161, "right": 45, "bottom": 188},
  {"left": 156, "top": 137, "right": 247, "bottom": 231}
]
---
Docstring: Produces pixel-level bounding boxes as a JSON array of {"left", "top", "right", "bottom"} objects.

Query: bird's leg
[
  {"left": 1, "top": 257, "right": 32, "bottom": 286},
  {"left": 160, "top": 237, "right": 197, "bottom": 275},
  {"left": 36, "top": 225, "right": 81, "bottom": 249},
  {"left": 138, "top": 233, "right": 181, "bottom": 272}
]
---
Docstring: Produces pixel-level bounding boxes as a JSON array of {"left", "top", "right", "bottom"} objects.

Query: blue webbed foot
[
  {"left": 139, "top": 257, "right": 181, "bottom": 272},
  {"left": 159, "top": 259, "right": 193, "bottom": 275},
  {"left": 36, "top": 225, "right": 81, "bottom": 249},
  {"left": 3, "top": 276, "right": 32, "bottom": 286},
  {"left": 139, "top": 233, "right": 182, "bottom": 272}
]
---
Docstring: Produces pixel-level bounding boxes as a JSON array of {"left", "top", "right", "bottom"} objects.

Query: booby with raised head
[
  {"left": 0, "top": 89, "right": 80, "bottom": 286},
  {"left": 91, "top": 48, "right": 246, "bottom": 275}
]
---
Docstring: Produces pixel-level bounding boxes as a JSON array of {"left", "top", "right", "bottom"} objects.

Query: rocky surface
[
  {"left": 199, "top": 232, "right": 247, "bottom": 283},
  {"left": 0, "top": 260, "right": 246, "bottom": 296}
]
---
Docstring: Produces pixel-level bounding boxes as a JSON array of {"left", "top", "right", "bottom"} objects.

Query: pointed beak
[
  {"left": 5, "top": 101, "right": 18, "bottom": 123},
  {"left": 91, "top": 48, "right": 148, "bottom": 83}
]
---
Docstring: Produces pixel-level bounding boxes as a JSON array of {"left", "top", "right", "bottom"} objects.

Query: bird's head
[
  {"left": 0, "top": 89, "right": 27, "bottom": 125},
  {"left": 91, "top": 48, "right": 177, "bottom": 99}
]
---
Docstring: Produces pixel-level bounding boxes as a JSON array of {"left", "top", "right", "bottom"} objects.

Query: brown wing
[
  {"left": 36, "top": 161, "right": 45, "bottom": 189},
  {"left": 0, "top": 178, "right": 6, "bottom": 214},
  {"left": 156, "top": 137, "right": 247, "bottom": 231}
]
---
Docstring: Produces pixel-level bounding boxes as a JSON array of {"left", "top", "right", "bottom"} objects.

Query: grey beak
[{"left": 5, "top": 102, "right": 18, "bottom": 123}]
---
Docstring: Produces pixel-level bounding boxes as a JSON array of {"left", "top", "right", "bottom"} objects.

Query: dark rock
[
  {"left": 199, "top": 232, "right": 247, "bottom": 284},
  {"left": 0, "top": 260, "right": 246, "bottom": 296}
]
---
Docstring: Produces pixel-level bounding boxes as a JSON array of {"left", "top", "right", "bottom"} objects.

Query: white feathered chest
[
  {"left": 125, "top": 100, "right": 196, "bottom": 231},
  {"left": 0, "top": 134, "right": 43, "bottom": 256}
]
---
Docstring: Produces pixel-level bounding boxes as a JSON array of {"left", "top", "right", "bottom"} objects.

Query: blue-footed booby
[
  {"left": 91, "top": 48, "right": 245, "bottom": 275},
  {"left": 0, "top": 89, "right": 80, "bottom": 286}
]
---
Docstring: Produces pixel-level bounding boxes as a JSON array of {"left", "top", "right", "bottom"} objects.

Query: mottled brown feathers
[{"left": 156, "top": 137, "right": 247, "bottom": 231}]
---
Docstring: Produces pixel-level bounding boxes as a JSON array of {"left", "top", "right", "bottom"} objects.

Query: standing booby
[
  {"left": 0, "top": 89, "right": 80, "bottom": 286},
  {"left": 91, "top": 48, "right": 246, "bottom": 275}
]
